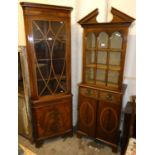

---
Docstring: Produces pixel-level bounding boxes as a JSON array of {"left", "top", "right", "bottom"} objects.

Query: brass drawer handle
[
  {"left": 106, "top": 94, "right": 113, "bottom": 102},
  {"left": 87, "top": 89, "right": 92, "bottom": 95}
]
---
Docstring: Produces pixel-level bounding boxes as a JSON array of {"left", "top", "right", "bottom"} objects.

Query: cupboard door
[
  {"left": 33, "top": 98, "right": 72, "bottom": 139},
  {"left": 78, "top": 95, "right": 97, "bottom": 137},
  {"left": 96, "top": 101, "right": 121, "bottom": 144}
]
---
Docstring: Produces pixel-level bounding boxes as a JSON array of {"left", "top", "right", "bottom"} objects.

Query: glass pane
[
  {"left": 86, "top": 32, "right": 96, "bottom": 48},
  {"left": 36, "top": 60, "right": 53, "bottom": 80},
  {"left": 110, "top": 32, "right": 122, "bottom": 49},
  {"left": 51, "top": 79, "right": 67, "bottom": 94},
  {"left": 50, "top": 21, "right": 66, "bottom": 57},
  {"left": 86, "top": 51, "right": 95, "bottom": 65},
  {"left": 52, "top": 40, "right": 65, "bottom": 59},
  {"left": 37, "top": 72, "right": 66, "bottom": 96},
  {"left": 85, "top": 68, "right": 95, "bottom": 84},
  {"left": 96, "top": 69, "right": 106, "bottom": 86},
  {"left": 97, "top": 51, "right": 107, "bottom": 65},
  {"left": 34, "top": 41, "right": 50, "bottom": 59},
  {"left": 53, "top": 59, "right": 66, "bottom": 94},
  {"left": 109, "top": 52, "right": 121, "bottom": 66},
  {"left": 107, "top": 70, "right": 119, "bottom": 84},
  {"left": 37, "top": 80, "right": 51, "bottom": 96},
  {"left": 32, "top": 20, "right": 67, "bottom": 96},
  {"left": 58, "top": 79, "right": 67, "bottom": 93},
  {"left": 32, "top": 21, "right": 49, "bottom": 39},
  {"left": 51, "top": 21, "right": 65, "bottom": 36},
  {"left": 98, "top": 32, "right": 108, "bottom": 48},
  {"left": 37, "top": 81, "right": 49, "bottom": 96}
]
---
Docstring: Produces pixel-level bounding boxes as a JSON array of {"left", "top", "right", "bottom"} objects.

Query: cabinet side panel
[{"left": 22, "top": 15, "right": 38, "bottom": 99}]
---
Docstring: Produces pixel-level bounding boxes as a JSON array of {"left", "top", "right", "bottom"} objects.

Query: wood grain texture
[
  {"left": 96, "top": 101, "right": 121, "bottom": 144},
  {"left": 77, "top": 95, "right": 97, "bottom": 137},
  {"left": 32, "top": 97, "right": 72, "bottom": 139}
]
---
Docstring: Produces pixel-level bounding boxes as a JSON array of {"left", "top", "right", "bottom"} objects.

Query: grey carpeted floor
[{"left": 18, "top": 135, "right": 120, "bottom": 155}]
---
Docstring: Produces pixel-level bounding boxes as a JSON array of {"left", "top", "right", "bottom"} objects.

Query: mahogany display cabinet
[
  {"left": 77, "top": 8, "right": 135, "bottom": 152},
  {"left": 20, "top": 2, "right": 73, "bottom": 146}
]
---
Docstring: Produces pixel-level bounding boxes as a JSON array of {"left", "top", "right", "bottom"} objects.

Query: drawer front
[
  {"left": 99, "top": 91, "right": 121, "bottom": 103},
  {"left": 80, "top": 87, "right": 98, "bottom": 98}
]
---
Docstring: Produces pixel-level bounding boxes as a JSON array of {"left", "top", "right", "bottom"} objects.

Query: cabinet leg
[
  {"left": 112, "top": 146, "right": 118, "bottom": 153},
  {"left": 61, "top": 131, "right": 73, "bottom": 139},
  {"left": 76, "top": 132, "right": 82, "bottom": 139},
  {"left": 68, "top": 131, "right": 73, "bottom": 137},
  {"left": 35, "top": 140, "right": 44, "bottom": 148},
  {"left": 67, "top": 130, "right": 73, "bottom": 137}
]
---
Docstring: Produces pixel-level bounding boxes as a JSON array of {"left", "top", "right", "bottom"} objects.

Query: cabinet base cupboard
[
  {"left": 77, "top": 84, "right": 126, "bottom": 152},
  {"left": 20, "top": 2, "right": 73, "bottom": 146},
  {"left": 77, "top": 8, "right": 134, "bottom": 152}
]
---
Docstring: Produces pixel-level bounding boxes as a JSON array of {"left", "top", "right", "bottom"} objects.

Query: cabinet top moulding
[
  {"left": 78, "top": 7, "right": 135, "bottom": 27},
  {"left": 20, "top": 2, "right": 73, "bottom": 16},
  {"left": 20, "top": 2, "right": 73, "bottom": 11}
]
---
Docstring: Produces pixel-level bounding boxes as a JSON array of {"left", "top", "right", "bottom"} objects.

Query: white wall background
[
  {"left": 18, "top": 0, "right": 136, "bottom": 126},
  {"left": 109, "top": 0, "right": 136, "bottom": 110}
]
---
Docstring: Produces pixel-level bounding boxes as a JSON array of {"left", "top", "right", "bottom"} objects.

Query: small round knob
[{"left": 106, "top": 93, "right": 113, "bottom": 101}]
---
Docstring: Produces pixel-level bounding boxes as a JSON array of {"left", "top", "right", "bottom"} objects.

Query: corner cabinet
[
  {"left": 20, "top": 2, "right": 73, "bottom": 146},
  {"left": 77, "top": 8, "right": 134, "bottom": 152}
]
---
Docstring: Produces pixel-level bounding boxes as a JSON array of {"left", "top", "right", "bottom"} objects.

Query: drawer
[
  {"left": 80, "top": 87, "right": 98, "bottom": 98},
  {"left": 99, "top": 91, "right": 121, "bottom": 103}
]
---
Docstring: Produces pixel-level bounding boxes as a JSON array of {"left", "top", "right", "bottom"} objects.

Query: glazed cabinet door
[
  {"left": 25, "top": 16, "right": 71, "bottom": 99},
  {"left": 33, "top": 98, "right": 72, "bottom": 140},
  {"left": 83, "top": 30, "right": 124, "bottom": 90},
  {"left": 78, "top": 95, "right": 97, "bottom": 137},
  {"left": 96, "top": 101, "right": 121, "bottom": 144},
  {"left": 33, "top": 19, "right": 68, "bottom": 95}
]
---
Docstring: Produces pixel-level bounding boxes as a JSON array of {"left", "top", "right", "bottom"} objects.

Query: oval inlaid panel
[
  {"left": 80, "top": 102, "right": 94, "bottom": 127},
  {"left": 100, "top": 107, "right": 118, "bottom": 134}
]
